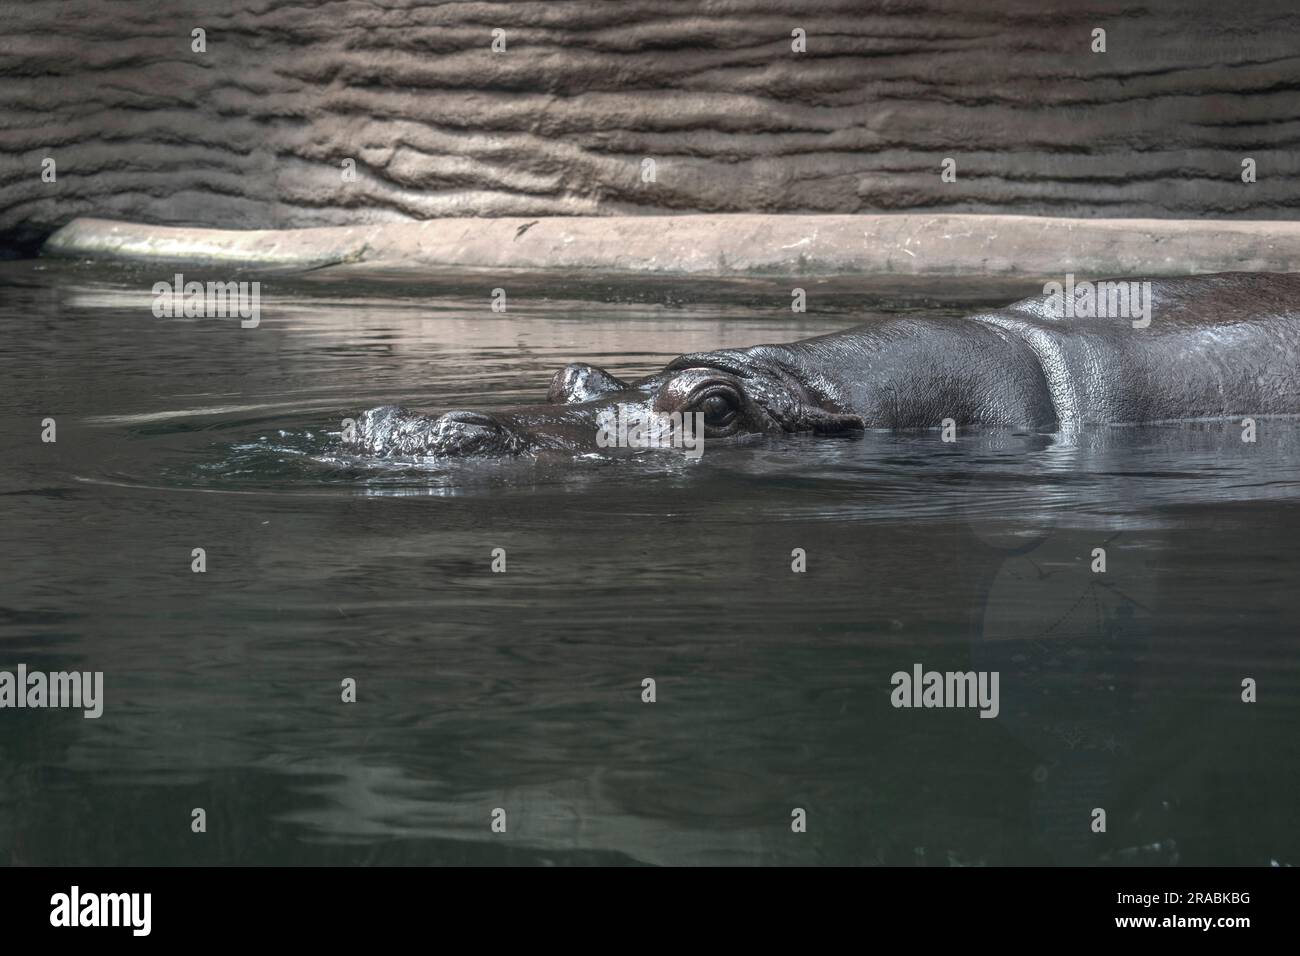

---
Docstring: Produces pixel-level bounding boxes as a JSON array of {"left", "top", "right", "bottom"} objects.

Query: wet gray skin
[{"left": 344, "top": 272, "right": 1300, "bottom": 459}]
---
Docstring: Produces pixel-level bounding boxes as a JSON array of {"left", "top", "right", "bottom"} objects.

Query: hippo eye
[{"left": 698, "top": 392, "right": 739, "bottom": 427}]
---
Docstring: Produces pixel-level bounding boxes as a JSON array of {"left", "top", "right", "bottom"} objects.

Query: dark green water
[{"left": 1, "top": 259, "right": 1297, "bottom": 866}]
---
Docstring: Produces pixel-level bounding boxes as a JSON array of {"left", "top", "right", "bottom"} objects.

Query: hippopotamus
[{"left": 344, "top": 272, "right": 1300, "bottom": 458}]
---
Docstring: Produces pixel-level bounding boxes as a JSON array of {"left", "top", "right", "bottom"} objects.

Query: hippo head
[{"left": 343, "top": 346, "right": 864, "bottom": 459}]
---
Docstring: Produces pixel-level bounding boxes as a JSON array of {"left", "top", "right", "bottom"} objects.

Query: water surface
[{"left": 1, "top": 260, "right": 1297, "bottom": 866}]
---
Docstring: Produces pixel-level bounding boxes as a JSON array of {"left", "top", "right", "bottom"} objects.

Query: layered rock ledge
[{"left": 42, "top": 214, "right": 1300, "bottom": 279}]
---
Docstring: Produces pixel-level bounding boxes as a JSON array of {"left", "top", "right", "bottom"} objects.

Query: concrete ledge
[{"left": 41, "top": 215, "right": 1300, "bottom": 278}]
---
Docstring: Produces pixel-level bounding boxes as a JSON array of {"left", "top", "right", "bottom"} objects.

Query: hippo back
[{"left": 971, "top": 272, "right": 1300, "bottom": 426}]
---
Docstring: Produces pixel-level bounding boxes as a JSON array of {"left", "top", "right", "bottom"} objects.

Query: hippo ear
[{"left": 547, "top": 363, "right": 629, "bottom": 404}]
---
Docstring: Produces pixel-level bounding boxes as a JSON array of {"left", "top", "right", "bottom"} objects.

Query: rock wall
[{"left": 2, "top": 0, "right": 1298, "bottom": 253}]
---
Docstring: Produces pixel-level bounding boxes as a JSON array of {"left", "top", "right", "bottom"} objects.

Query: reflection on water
[{"left": 1, "top": 260, "right": 1298, "bottom": 866}]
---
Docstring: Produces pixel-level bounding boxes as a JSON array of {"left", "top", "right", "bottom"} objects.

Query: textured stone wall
[{"left": 2, "top": 0, "right": 1298, "bottom": 253}]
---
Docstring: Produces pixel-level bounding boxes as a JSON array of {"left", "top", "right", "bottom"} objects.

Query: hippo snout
[
  {"left": 346, "top": 404, "right": 525, "bottom": 458},
  {"left": 428, "top": 410, "right": 515, "bottom": 455},
  {"left": 437, "top": 409, "right": 497, "bottom": 429}
]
